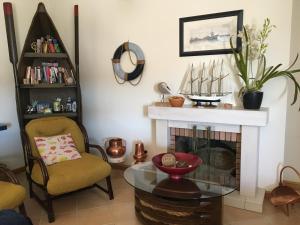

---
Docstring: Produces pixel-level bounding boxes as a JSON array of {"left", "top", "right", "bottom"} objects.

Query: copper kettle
[{"left": 105, "top": 138, "right": 126, "bottom": 158}]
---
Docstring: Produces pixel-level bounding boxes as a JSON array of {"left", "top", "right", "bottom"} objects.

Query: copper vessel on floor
[
  {"left": 134, "top": 142, "right": 147, "bottom": 163},
  {"left": 106, "top": 138, "right": 126, "bottom": 158}
]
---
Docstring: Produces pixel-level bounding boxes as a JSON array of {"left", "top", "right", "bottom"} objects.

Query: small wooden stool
[{"left": 270, "top": 166, "right": 300, "bottom": 216}]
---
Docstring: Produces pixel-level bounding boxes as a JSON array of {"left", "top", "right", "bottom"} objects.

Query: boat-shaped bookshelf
[{"left": 4, "top": 2, "right": 82, "bottom": 128}]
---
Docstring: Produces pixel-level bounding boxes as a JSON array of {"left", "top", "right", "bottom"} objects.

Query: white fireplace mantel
[
  {"left": 148, "top": 103, "right": 269, "bottom": 213},
  {"left": 148, "top": 103, "right": 268, "bottom": 126}
]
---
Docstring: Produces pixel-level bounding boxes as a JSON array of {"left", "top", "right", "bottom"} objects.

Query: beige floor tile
[
  {"left": 24, "top": 198, "right": 42, "bottom": 218},
  {"left": 113, "top": 187, "right": 134, "bottom": 203},
  {"left": 266, "top": 209, "right": 300, "bottom": 225},
  {"left": 53, "top": 196, "right": 77, "bottom": 215},
  {"left": 76, "top": 205, "right": 115, "bottom": 225},
  {"left": 39, "top": 212, "right": 78, "bottom": 225},
  {"left": 111, "top": 202, "right": 135, "bottom": 218},
  {"left": 223, "top": 205, "right": 265, "bottom": 223},
  {"left": 227, "top": 217, "right": 272, "bottom": 225},
  {"left": 31, "top": 218, "right": 41, "bottom": 225},
  {"left": 116, "top": 219, "right": 142, "bottom": 225},
  {"left": 76, "top": 188, "right": 113, "bottom": 210},
  {"left": 261, "top": 200, "right": 282, "bottom": 215},
  {"left": 15, "top": 169, "right": 300, "bottom": 225},
  {"left": 110, "top": 169, "right": 124, "bottom": 179}
]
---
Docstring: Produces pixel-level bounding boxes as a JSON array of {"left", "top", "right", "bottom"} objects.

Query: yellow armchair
[
  {"left": 23, "top": 117, "right": 114, "bottom": 223},
  {"left": 0, "top": 166, "right": 27, "bottom": 215}
]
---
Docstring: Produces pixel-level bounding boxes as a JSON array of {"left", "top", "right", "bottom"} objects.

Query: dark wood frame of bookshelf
[{"left": 16, "top": 3, "right": 82, "bottom": 128}]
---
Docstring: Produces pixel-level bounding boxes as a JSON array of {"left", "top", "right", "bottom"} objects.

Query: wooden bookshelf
[{"left": 14, "top": 3, "right": 82, "bottom": 128}]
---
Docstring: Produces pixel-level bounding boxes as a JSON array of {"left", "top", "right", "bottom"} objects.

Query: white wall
[
  {"left": 285, "top": 0, "right": 300, "bottom": 182},
  {"left": 0, "top": 0, "right": 41, "bottom": 168},
  {"left": 0, "top": 0, "right": 294, "bottom": 189}
]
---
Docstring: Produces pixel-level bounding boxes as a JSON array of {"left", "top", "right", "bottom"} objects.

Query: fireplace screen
[{"left": 169, "top": 126, "right": 240, "bottom": 188}]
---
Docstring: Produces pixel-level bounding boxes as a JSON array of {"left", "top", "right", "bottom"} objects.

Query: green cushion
[
  {"left": 31, "top": 152, "right": 111, "bottom": 195},
  {"left": 0, "top": 181, "right": 26, "bottom": 210},
  {"left": 25, "top": 117, "right": 85, "bottom": 157}
]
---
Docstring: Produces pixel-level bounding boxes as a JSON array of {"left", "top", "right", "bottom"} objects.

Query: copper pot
[
  {"left": 106, "top": 138, "right": 126, "bottom": 158},
  {"left": 134, "top": 142, "right": 147, "bottom": 162}
]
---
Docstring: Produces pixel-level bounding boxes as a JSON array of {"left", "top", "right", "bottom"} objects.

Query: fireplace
[
  {"left": 148, "top": 103, "right": 268, "bottom": 212},
  {"left": 169, "top": 127, "right": 240, "bottom": 189}
]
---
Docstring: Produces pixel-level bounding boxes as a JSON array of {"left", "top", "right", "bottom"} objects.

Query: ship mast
[
  {"left": 208, "top": 60, "right": 218, "bottom": 96},
  {"left": 198, "top": 62, "right": 207, "bottom": 95},
  {"left": 217, "top": 59, "right": 229, "bottom": 96},
  {"left": 189, "top": 64, "right": 199, "bottom": 95}
]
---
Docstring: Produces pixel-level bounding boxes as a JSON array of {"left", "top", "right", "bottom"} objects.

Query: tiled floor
[{"left": 18, "top": 170, "right": 300, "bottom": 225}]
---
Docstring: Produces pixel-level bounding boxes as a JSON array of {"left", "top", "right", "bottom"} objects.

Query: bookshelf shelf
[
  {"left": 20, "top": 84, "right": 77, "bottom": 89},
  {"left": 24, "top": 52, "right": 68, "bottom": 58},
  {"left": 24, "top": 112, "right": 77, "bottom": 120}
]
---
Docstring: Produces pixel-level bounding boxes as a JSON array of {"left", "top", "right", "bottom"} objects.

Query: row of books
[
  {"left": 32, "top": 35, "right": 61, "bottom": 54},
  {"left": 24, "top": 63, "right": 75, "bottom": 85}
]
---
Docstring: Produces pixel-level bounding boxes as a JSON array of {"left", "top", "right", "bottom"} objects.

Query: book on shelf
[
  {"left": 32, "top": 35, "right": 62, "bottom": 54},
  {"left": 24, "top": 63, "right": 76, "bottom": 85}
]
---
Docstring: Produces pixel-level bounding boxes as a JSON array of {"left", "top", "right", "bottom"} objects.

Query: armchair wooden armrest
[
  {"left": 0, "top": 166, "right": 19, "bottom": 184},
  {"left": 21, "top": 130, "right": 49, "bottom": 186},
  {"left": 28, "top": 155, "right": 49, "bottom": 186},
  {"left": 89, "top": 144, "right": 109, "bottom": 163}
]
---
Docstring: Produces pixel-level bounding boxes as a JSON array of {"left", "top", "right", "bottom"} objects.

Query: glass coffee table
[{"left": 124, "top": 161, "right": 236, "bottom": 225}]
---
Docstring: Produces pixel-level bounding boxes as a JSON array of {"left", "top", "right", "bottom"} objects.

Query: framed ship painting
[{"left": 179, "top": 10, "right": 243, "bottom": 57}]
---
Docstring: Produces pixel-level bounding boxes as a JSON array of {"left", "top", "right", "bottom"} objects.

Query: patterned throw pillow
[{"left": 34, "top": 133, "right": 81, "bottom": 166}]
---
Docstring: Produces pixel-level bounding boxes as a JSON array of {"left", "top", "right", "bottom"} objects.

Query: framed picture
[{"left": 179, "top": 10, "right": 243, "bottom": 57}]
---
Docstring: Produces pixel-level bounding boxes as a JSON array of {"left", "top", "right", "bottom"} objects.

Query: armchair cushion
[
  {"left": 0, "top": 181, "right": 26, "bottom": 210},
  {"left": 26, "top": 117, "right": 86, "bottom": 157},
  {"left": 31, "top": 153, "right": 111, "bottom": 195},
  {"left": 34, "top": 133, "right": 81, "bottom": 165}
]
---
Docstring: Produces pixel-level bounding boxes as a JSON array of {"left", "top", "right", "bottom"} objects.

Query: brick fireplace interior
[{"left": 168, "top": 127, "right": 241, "bottom": 189}]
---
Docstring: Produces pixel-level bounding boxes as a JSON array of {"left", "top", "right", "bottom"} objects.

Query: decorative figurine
[
  {"left": 26, "top": 100, "right": 38, "bottom": 114},
  {"left": 53, "top": 98, "right": 61, "bottom": 112},
  {"left": 31, "top": 41, "right": 37, "bottom": 53},
  {"left": 71, "top": 100, "right": 77, "bottom": 112},
  {"left": 161, "top": 153, "right": 176, "bottom": 167},
  {"left": 66, "top": 97, "right": 72, "bottom": 112},
  {"left": 157, "top": 82, "right": 172, "bottom": 102}
]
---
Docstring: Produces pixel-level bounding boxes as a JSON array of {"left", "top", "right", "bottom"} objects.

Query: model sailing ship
[{"left": 179, "top": 59, "right": 231, "bottom": 106}]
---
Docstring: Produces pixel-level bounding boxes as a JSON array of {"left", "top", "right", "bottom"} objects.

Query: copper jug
[
  {"left": 134, "top": 141, "right": 147, "bottom": 163},
  {"left": 106, "top": 138, "right": 126, "bottom": 158}
]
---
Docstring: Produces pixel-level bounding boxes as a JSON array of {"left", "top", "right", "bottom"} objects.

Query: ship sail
[
  {"left": 179, "top": 64, "right": 193, "bottom": 95},
  {"left": 179, "top": 59, "right": 231, "bottom": 106}
]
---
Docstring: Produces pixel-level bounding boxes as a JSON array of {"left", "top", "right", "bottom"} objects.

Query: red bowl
[{"left": 152, "top": 152, "right": 202, "bottom": 179}]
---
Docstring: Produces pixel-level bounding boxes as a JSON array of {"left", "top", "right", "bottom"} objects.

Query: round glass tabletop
[{"left": 124, "top": 161, "right": 236, "bottom": 200}]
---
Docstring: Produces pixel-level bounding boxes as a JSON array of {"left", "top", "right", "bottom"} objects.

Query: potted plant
[{"left": 230, "top": 18, "right": 300, "bottom": 109}]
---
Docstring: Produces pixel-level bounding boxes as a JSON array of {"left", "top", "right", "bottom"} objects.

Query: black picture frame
[{"left": 179, "top": 10, "right": 243, "bottom": 57}]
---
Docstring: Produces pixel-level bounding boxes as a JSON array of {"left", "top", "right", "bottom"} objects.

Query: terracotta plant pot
[
  {"left": 169, "top": 96, "right": 185, "bottom": 107},
  {"left": 243, "top": 91, "right": 263, "bottom": 109}
]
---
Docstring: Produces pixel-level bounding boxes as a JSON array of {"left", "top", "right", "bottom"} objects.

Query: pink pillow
[{"left": 34, "top": 133, "right": 81, "bottom": 166}]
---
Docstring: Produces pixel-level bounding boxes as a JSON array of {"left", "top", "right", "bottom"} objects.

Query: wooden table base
[{"left": 135, "top": 189, "right": 222, "bottom": 225}]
